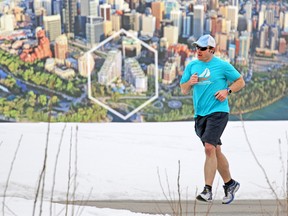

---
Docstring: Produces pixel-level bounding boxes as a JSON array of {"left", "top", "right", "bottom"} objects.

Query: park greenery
[
  {"left": 0, "top": 45, "right": 287, "bottom": 122},
  {"left": 0, "top": 49, "right": 108, "bottom": 122}
]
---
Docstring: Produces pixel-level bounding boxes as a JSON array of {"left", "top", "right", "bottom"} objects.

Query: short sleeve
[
  {"left": 180, "top": 63, "right": 192, "bottom": 84},
  {"left": 223, "top": 62, "right": 241, "bottom": 83}
]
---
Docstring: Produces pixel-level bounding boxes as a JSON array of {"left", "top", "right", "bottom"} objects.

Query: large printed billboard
[{"left": 0, "top": 0, "right": 287, "bottom": 122}]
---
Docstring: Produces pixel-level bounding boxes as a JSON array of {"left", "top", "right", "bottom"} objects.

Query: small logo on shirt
[{"left": 198, "top": 68, "right": 212, "bottom": 85}]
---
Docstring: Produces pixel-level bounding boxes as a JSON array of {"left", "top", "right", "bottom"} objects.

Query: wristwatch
[{"left": 226, "top": 87, "right": 232, "bottom": 94}]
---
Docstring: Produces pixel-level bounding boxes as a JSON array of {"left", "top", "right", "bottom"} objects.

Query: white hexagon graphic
[{"left": 86, "top": 29, "right": 158, "bottom": 120}]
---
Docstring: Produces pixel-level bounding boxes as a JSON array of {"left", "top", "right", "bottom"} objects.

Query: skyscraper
[
  {"left": 43, "top": 14, "right": 62, "bottom": 41},
  {"left": 244, "top": 1, "right": 252, "bottom": 20},
  {"left": 182, "top": 14, "right": 191, "bottom": 38},
  {"left": 80, "top": 0, "right": 89, "bottom": 16},
  {"left": 141, "top": 15, "right": 155, "bottom": 37},
  {"left": 258, "top": 10, "right": 265, "bottom": 30},
  {"left": 53, "top": 0, "right": 62, "bottom": 15},
  {"left": 89, "top": 0, "right": 99, "bottom": 16},
  {"left": 78, "top": 53, "right": 95, "bottom": 77},
  {"left": 152, "top": 1, "right": 164, "bottom": 30},
  {"left": 164, "top": 25, "right": 178, "bottom": 46},
  {"left": 170, "top": 9, "right": 182, "bottom": 36},
  {"left": 238, "top": 33, "right": 250, "bottom": 63},
  {"left": 164, "top": 0, "right": 179, "bottom": 19},
  {"left": 55, "top": 34, "right": 68, "bottom": 60},
  {"left": 193, "top": 5, "right": 204, "bottom": 39},
  {"left": 209, "top": 0, "right": 219, "bottom": 11},
  {"left": 80, "top": 0, "right": 99, "bottom": 16},
  {"left": 111, "top": 13, "right": 122, "bottom": 32},
  {"left": 100, "top": 3, "right": 111, "bottom": 21},
  {"left": 283, "top": 11, "right": 288, "bottom": 32},
  {"left": 34, "top": 0, "right": 52, "bottom": 15},
  {"left": 227, "top": 5, "right": 238, "bottom": 30},
  {"left": 63, "top": 0, "right": 77, "bottom": 35},
  {"left": 86, "top": 16, "right": 104, "bottom": 47},
  {"left": 265, "top": 9, "right": 274, "bottom": 26}
]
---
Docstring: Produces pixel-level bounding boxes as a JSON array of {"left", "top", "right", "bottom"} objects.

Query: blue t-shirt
[{"left": 180, "top": 56, "right": 241, "bottom": 117}]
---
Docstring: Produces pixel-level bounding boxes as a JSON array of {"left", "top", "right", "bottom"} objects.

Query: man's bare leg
[
  {"left": 204, "top": 143, "right": 217, "bottom": 186},
  {"left": 216, "top": 145, "right": 231, "bottom": 183}
]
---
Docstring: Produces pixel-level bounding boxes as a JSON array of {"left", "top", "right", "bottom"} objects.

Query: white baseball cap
[{"left": 193, "top": 34, "right": 216, "bottom": 48}]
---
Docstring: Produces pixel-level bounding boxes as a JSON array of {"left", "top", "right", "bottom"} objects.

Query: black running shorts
[{"left": 194, "top": 112, "right": 229, "bottom": 147}]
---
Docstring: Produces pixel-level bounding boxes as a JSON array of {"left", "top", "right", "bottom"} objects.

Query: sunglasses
[{"left": 196, "top": 46, "right": 209, "bottom": 51}]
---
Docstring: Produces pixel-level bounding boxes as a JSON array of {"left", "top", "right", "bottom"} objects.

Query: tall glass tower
[{"left": 63, "top": 0, "right": 77, "bottom": 35}]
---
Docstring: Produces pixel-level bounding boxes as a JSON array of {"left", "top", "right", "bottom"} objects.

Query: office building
[
  {"left": 270, "top": 26, "right": 278, "bottom": 50},
  {"left": 111, "top": 13, "right": 122, "bottom": 31},
  {"left": 86, "top": 16, "right": 104, "bottom": 47},
  {"left": 258, "top": 10, "right": 265, "bottom": 30},
  {"left": 55, "top": 34, "right": 68, "bottom": 60},
  {"left": 170, "top": 9, "right": 182, "bottom": 36},
  {"left": 74, "top": 15, "right": 87, "bottom": 37},
  {"left": 244, "top": 1, "right": 252, "bottom": 20},
  {"left": 187, "top": 12, "right": 194, "bottom": 37},
  {"left": 279, "top": 38, "right": 286, "bottom": 54},
  {"left": 152, "top": 1, "right": 164, "bottom": 30},
  {"left": 63, "top": 0, "right": 77, "bottom": 35},
  {"left": 284, "top": 11, "right": 288, "bottom": 32},
  {"left": 78, "top": 53, "right": 95, "bottom": 77},
  {"left": 141, "top": 15, "right": 155, "bottom": 37},
  {"left": 124, "top": 58, "right": 147, "bottom": 93},
  {"left": 164, "top": 0, "right": 179, "bottom": 19},
  {"left": 103, "top": 20, "right": 112, "bottom": 36},
  {"left": 0, "top": 14, "right": 15, "bottom": 32},
  {"left": 265, "top": 9, "right": 274, "bottom": 26},
  {"left": 53, "top": 0, "right": 62, "bottom": 15},
  {"left": 193, "top": 5, "right": 204, "bottom": 39},
  {"left": 98, "top": 50, "right": 122, "bottom": 86},
  {"left": 100, "top": 3, "right": 111, "bottom": 21},
  {"left": 227, "top": 5, "right": 238, "bottom": 30},
  {"left": 162, "top": 60, "right": 176, "bottom": 84},
  {"left": 182, "top": 15, "right": 191, "bottom": 38},
  {"left": 164, "top": 25, "right": 178, "bottom": 46},
  {"left": 238, "top": 33, "right": 250, "bottom": 64},
  {"left": 43, "top": 14, "right": 61, "bottom": 41},
  {"left": 209, "top": 0, "right": 219, "bottom": 11}
]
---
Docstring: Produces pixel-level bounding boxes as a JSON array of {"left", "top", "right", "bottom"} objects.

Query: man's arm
[
  {"left": 229, "top": 76, "right": 245, "bottom": 93},
  {"left": 180, "top": 73, "right": 198, "bottom": 95},
  {"left": 214, "top": 76, "right": 245, "bottom": 102}
]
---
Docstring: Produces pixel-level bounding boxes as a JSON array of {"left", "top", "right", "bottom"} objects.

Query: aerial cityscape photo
[{"left": 0, "top": 0, "right": 287, "bottom": 122}]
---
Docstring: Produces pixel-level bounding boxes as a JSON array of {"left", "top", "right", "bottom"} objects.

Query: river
[{"left": 230, "top": 95, "right": 288, "bottom": 121}]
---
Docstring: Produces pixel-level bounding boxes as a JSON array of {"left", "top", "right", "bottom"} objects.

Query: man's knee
[{"left": 204, "top": 143, "right": 216, "bottom": 157}]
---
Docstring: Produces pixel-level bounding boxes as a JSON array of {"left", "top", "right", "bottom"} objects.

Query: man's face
[{"left": 196, "top": 46, "right": 214, "bottom": 62}]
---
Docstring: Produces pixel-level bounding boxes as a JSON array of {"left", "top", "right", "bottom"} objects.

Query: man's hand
[
  {"left": 189, "top": 73, "right": 198, "bottom": 85},
  {"left": 180, "top": 73, "right": 198, "bottom": 95},
  {"left": 214, "top": 90, "right": 229, "bottom": 102}
]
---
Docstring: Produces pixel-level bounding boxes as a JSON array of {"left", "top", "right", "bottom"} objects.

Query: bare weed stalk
[
  {"left": 71, "top": 125, "right": 79, "bottom": 216},
  {"left": 177, "top": 160, "right": 182, "bottom": 216},
  {"left": 49, "top": 124, "right": 67, "bottom": 216},
  {"left": 157, "top": 160, "right": 191, "bottom": 216},
  {"left": 75, "top": 187, "right": 93, "bottom": 216},
  {"left": 65, "top": 127, "right": 74, "bottom": 216},
  {"left": 33, "top": 91, "right": 54, "bottom": 216},
  {"left": 286, "top": 131, "right": 288, "bottom": 212},
  {"left": 157, "top": 167, "right": 176, "bottom": 215},
  {"left": 240, "top": 115, "right": 282, "bottom": 207},
  {"left": 2, "top": 135, "right": 22, "bottom": 216}
]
